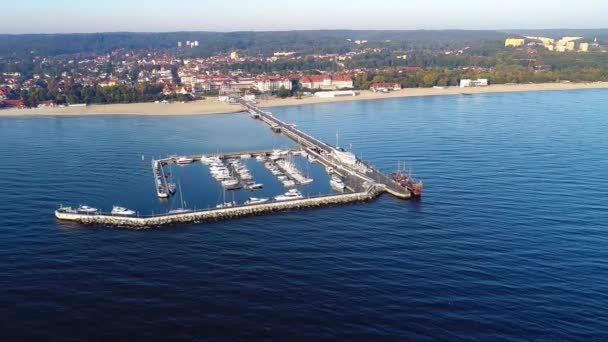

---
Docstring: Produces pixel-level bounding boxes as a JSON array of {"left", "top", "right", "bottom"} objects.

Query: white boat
[
  {"left": 330, "top": 175, "right": 345, "bottom": 191},
  {"left": 274, "top": 189, "right": 303, "bottom": 201},
  {"left": 216, "top": 201, "right": 236, "bottom": 209},
  {"left": 168, "top": 183, "right": 177, "bottom": 194},
  {"left": 200, "top": 156, "right": 216, "bottom": 164},
  {"left": 255, "top": 155, "right": 266, "bottom": 162},
  {"left": 169, "top": 183, "right": 190, "bottom": 214},
  {"left": 168, "top": 208, "right": 191, "bottom": 214},
  {"left": 244, "top": 197, "right": 269, "bottom": 205},
  {"left": 77, "top": 205, "right": 99, "bottom": 214},
  {"left": 111, "top": 206, "right": 136, "bottom": 216},
  {"left": 176, "top": 156, "right": 194, "bottom": 165},
  {"left": 300, "top": 178, "right": 314, "bottom": 185},
  {"left": 240, "top": 154, "right": 252, "bottom": 159},
  {"left": 282, "top": 180, "right": 296, "bottom": 187},
  {"left": 221, "top": 179, "right": 239, "bottom": 187},
  {"left": 246, "top": 183, "right": 264, "bottom": 190}
]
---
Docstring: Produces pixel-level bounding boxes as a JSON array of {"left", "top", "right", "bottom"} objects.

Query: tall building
[
  {"left": 177, "top": 41, "right": 182, "bottom": 48},
  {"left": 230, "top": 51, "right": 239, "bottom": 60},
  {"left": 579, "top": 43, "right": 589, "bottom": 52}
]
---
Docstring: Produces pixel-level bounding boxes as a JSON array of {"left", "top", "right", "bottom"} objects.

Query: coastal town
[{"left": 1, "top": 33, "right": 606, "bottom": 109}]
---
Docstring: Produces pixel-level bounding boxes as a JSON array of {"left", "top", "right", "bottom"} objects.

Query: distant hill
[{"left": 0, "top": 30, "right": 509, "bottom": 57}]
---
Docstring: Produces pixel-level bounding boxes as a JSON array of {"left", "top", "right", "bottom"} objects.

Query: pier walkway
[{"left": 240, "top": 99, "right": 410, "bottom": 199}]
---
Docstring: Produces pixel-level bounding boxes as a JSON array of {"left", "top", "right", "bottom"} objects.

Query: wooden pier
[{"left": 240, "top": 99, "right": 411, "bottom": 199}]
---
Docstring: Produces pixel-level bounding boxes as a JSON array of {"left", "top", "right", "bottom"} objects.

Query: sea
[{"left": 1, "top": 89, "right": 607, "bottom": 340}]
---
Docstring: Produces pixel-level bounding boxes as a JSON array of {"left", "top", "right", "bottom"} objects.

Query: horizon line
[{"left": 2, "top": 28, "right": 608, "bottom": 36}]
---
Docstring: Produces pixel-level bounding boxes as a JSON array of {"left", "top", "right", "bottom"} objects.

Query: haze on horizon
[{"left": 3, "top": 0, "right": 608, "bottom": 34}]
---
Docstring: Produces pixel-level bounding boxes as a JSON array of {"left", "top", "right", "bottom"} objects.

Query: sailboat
[
  {"left": 169, "top": 183, "right": 190, "bottom": 213},
  {"left": 216, "top": 186, "right": 237, "bottom": 208}
]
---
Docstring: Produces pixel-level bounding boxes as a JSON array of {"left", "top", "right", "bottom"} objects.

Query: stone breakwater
[{"left": 55, "top": 185, "right": 386, "bottom": 229}]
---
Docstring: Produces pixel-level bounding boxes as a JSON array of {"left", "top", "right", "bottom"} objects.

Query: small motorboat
[
  {"left": 176, "top": 156, "right": 194, "bottom": 165},
  {"left": 77, "top": 205, "right": 99, "bottom": 214},
  {"left": 111, "top": 206, "right": 136, "bottom": 216},
  {"left": 244, "top": 197, "right": 269, "bottom": 205}
]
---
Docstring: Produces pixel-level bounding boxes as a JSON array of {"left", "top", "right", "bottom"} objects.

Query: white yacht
[
  {"left": 274, "top": 189, "right": 303, "bottom": 201},
  {"left": 200, "top": 156, "right": 216, "bottom": 165},
  {"left": 282, "top": 180, "right": 296, "bottom": 187},
  {"left": 255, "top": 155, "right": 267, "bottom": 162},
  {"left": 246, "top": 183, "right": 264, "bottom": 190},
  {"left": 300, "top": 178, "right": 314, "bottom": 185},
  {"left": 176, "top": 156, "right": 194, "bottom": 165},
  {"left": 216, "top": 201, "right": 237, "bottom": 209},
  {"left": 221, "top": 179, "right": 239, "bottom": 187},
  {"left": 111, "top": 206, "right": 136, "bottom": 216},
  {"left": 330, "top": 175, "right": 345, "bottom": 191},
  {"left": 245, "top": 197, "right": 269, "bottom": 205},
  {"left": 77, "top": 205, "right": 99, "bottom": 214}
]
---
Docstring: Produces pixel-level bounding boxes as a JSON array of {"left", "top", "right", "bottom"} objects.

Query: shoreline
[{"left": 1, "top": 81, "right": 607, "bottom": 117}]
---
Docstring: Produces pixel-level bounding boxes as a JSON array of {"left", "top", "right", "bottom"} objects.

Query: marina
[{"left": 56, "top": 99, "right": 419, "bottom": 227}]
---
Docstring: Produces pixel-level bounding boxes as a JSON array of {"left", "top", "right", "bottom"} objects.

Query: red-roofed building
[
  {"left": 300, "top": 74, "right": 352, "bottom": 90},
  {"left": 1, "top": 99, "right": 26, "bottom": 109},
  {"left": 163, "top": 85, "right": 192, "bottom": 95},
  {"left": 254, "top": 76, "right": 291, "bottom": 92}
]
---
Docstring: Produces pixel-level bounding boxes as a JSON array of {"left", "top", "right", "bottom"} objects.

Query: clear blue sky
[{"left": 3, "top": 0, "right": 607, "bottom": 33}]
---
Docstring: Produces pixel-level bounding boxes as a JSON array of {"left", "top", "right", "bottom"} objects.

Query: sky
[{"left": 2, "top": 0, "right": 607, "bottom": 34}]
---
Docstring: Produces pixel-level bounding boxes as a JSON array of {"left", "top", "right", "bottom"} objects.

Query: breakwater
[{"left": 55, "top": 184, "right": 385, "bottom": 228}]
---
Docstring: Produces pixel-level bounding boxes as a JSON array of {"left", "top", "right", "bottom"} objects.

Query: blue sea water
[{"left": 1, "top": 90, "right": 608, "bottom": 340}]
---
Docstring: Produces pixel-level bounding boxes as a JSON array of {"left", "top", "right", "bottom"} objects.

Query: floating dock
[
  {"left": 56, "top": 99, "right": 414, "bottom": 228},
  {"left": 152, "top": 159, "right": 170, "bottom": 198}
]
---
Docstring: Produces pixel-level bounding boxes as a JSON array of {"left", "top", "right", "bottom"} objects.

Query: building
[
  {"left": 243, "top": 90, "right": 256, "bottom": 101},
  {"left": 505, "top": 38, "right": 525, "bottom": 47},
  {"left": 472, "top": 79, "right": 488, "bottom": 87},
  {"left": 580, "top": 43, "right": 590, "bottom": 52},
  {"left": 460, "top": 79, "right": 473, "bottom": 88},
  {"left": 162, "top": 85, "right": 192, "bottom": 95},
  {"left": 254, "top": 76, "right": 292, "bottom": 92},
  {"left": 460, "top": 79, "right": 488, "bottom": 88},
  {"left": 299, "top": 75, "right": 353, "bottom": 90},
  {"left": 230, "top": 51, "right": 239, "bottom": 60},
  {"left": 370, "top": 83, "right": 402, "bottom": 92},
  {"left": 0, "top": 99, "right": 26, "bottom": 109}
]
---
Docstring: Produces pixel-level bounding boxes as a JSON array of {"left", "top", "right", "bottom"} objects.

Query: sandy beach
[{"left": 2, "top": 82, "right": 607, "bottom": 116}]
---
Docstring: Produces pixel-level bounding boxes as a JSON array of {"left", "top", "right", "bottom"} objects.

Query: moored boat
[
  {"left": 274, "top": 189, "right": 303, "bottom": 201},
  {"left": 111, "top": 206, "right": 136, "bottom": 216},
  {"left": 392, "top": 163, "right": 423, "bottom": 197},
  {"left": 330, "top": 175, "right": 345, "bottom": 191},
  {"left": 244, "top": 197, "right": 269, "bottom": 205},
  {"left": 176, "top": 156, "right": 194, "bottom": 165}
]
